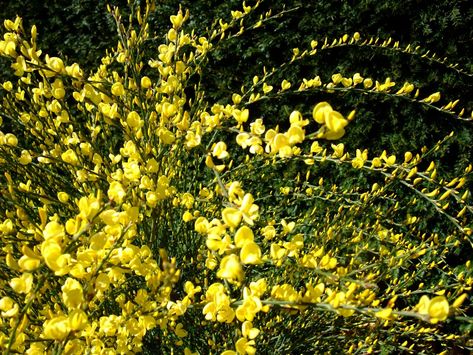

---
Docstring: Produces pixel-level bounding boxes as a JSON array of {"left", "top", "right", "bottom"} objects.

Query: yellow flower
[
  {"left": 203, "top": 283, "right": 235, "bottom": 323},
  {"left": 108, "top": 181, "right": 126, "bottom": 203},
  {"left": 222, "top": 207, "right": 243, "bottom": 229},
  {"left": 126, "top": 111, "right": 142, "bottom": 129},
  {"left": 285, "top": 125, "right": 305, "bottom": 145},
  {"left": 77, "top": 195, "right": 101, "bottom": 220},
  {"left": 325, "top": 111, "right": 348, "bottom": 134},
  {"left": 111, "top": 82, "right": 125, "bottom": 96},
  {"left": 212, "top": 141, "right": 229, "bottom": 159},
  {"left": 236, "top": 337, "right": 256, "bottom": 355},
  {"left": 302, "top": 283, "right": 325, "bottom": 303},
  {"left": 375, "top": 308, "right": 393, "bottom": 320},
  {"left": 43, "top": 315, "right": 71, "bottom": 340},
  {"left": 270, "top": 243, "right": 286, "bottom": 261},
  {"left": 158, "top": 127, "right": 176, "bottom": 145},
  {"left": 248, "top": 279, "right": 267, "bottom": 298},
  {"left": 9, "top": 272, "right": 33, "bottom": 294},
  {"left": 312, "top": 102, "right": 332, "bottom": 124},
  {"left": 2, "top": 80, "right": 13, "bottom": 91},
  {"left": 240, "top": 242, "right": 262, "bottom": 264},
  {"left": 232, "top": 108, "right": 250, "bottom": 126},
  {"left": 417, "top": 295, "right": 450, "bottom": 323},
  {"left": 0, "top": 297, "right": 19, "bottom": 318},
  {"left": 184, "top": 281, "right": 202, "bottom": 298},
  {"left": 99, "top": 315, "right": 121, "bottom": 336},
  {"left": 281, "top": 79, "right": 291, "bottom": 91},
  {"left": 428, "top": 296, "right": 449, "bottom": 323},
  {"left": 141, "top": 76, "right": 152, "bottom": 88},
  {"left": 236, "top": 288, "right": 263, "bottom": 321},
  {"left": 4, "top": 17, "right": 22, "bottom": 31},
  {"left": 234, "top": 226, "right": 254, "bottom": 248},
  {"left": 185, "top": 131, "right": 201, "bottom": 148},
  {"left": 41, "top": 239, "right": 70, "bottom": 275},
  {"left": 422, "top": 91, "right": 441, "bottom": 104},
  {"left": 43, "top": 221, "right": 65, "bottom": 241},
  {"left": 51, "top": 78, "right": 65, "bottom": 99},
  {"left": 18, "top": 254, "right": 41, "bottom": 271},
  {"left": 217, "top": 254, "right": 244, "bottom": 282},
  {"left": 262, "top": 82, "right": 273, "bottom": 94},
  {"left": 68, "top": 309, "right": 88, "bottom": 331},
  {"left": 45, "top": 56, "right": 65, "bottom": 76},
  {"left": 18, "top": 150, "right": 32, "bottom": 165},
  {"left": 239, "top": 193, "right": 259, "bottom": 224},
  {"left": 170, "top": 11, "right": 184, "bottom": 29},
  {"left": 61, "top": 148, "right": 79, "bottom": 165},
  {"left": 242, "top": 321, "right": 260, "bottom": 339},
  {"left": 351, "top": 149, "right": 368, "bottom": 169},
  {"left": 62, "top": 278, "right": 84, "bottom": 309},
  {"left": 175, "top": 323, "right": 188, "bottom": 338}
]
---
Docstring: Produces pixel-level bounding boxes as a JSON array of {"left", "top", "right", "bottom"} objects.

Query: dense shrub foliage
[{"left": 0, "top": 1, "right": 472, "bottom": 353}]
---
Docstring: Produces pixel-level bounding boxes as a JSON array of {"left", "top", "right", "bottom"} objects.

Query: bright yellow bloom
[
  {"left": 240, "top": 242, "right": 262, "bottom": 264},
  {"left": 236, "top": 288, "right": 263, "bottom": 321},
  {"left": 9, "top": 272, "right": 33, "bottom": 294},
  {"left": 417, "top": 295, "right": 450, "bottom": 323},
  {"left": 313, "top": 102, "right": 332, "bottom": 124},
  {"left": 62, "top": 278, "right": 84, "bottom": 309},
  {"left": 217, "top": 254, "right": 244, "bottom": 282},
  {"left": 222, "top": 207, "right": 243, "bottom": 229},
  {"left": 236, "top": 337, "right": 256, "bottom": 355},
  {"left": 0, "top": 297, "right": 19, "bottom": 317},
  {"left": 234, "top": 225, "right": 254, "bottom": 248},
  {"left": 141, "top": 76, "right": 152, "bottom": 88},
  {"left": 68, "top": 309, "right": 88, "bottom": 331},
  {"left": 212, "top": 141, "right": 229, "bottom": 159},
  {"left": 43, "top": 315, "right": 71, "bottom": 340},
  {"left": 111, "top": 82, "right": 125, "bottom": 96},
  {"left": 108, "top": 181, "right": 126, "bottom": 203},
  {"left": 43, "top": 221, "right": 65, "bottom": 241},
  {"left": 428, "top": 296, "right": 450, "bottom": 323}
]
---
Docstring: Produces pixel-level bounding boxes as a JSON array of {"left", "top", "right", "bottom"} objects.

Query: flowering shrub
[{"left": 0, "top": 1, "right": 472, "bottom": 354}]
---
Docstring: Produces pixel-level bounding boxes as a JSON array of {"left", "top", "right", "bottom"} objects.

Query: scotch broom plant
[{"left": 0, "top": 1, "right": 472, "bottom": 353}]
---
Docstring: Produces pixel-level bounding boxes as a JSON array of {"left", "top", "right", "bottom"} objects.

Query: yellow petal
[
  {"left": 217, "top": 254, "right": 243, "bottom": 281},
  {"left": 428, "top": 296, "right": 449, "bottom": 322},
  {"left": 325, "top": 111, "right": 348, "bottom": 132},
  {"left": 240, "top": 242, "right": 262, "bottom": 264},
  {"left": 222, "top": 207, "right": 242, "bottom": 229},
  {"left": 312, "top": 102, "right": 332, "bottom": 124},
  {"left": 235, "top": 226, "right": 254, "bottom": 248}
]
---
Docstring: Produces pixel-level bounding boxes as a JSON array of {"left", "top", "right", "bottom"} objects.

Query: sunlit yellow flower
[
  {"left": 217, "top": 254, "right": 244, "bottom": 282},
  {"left": 212, "top": 141, "right": 229, "bottom": 159},
  {"left": 236, "top": 288, "right": 263, "bottom": 321},
  {"left": 240, "top": 242, "right": 262, "bottom": 264},
  {"left": 428, "top": 296, "right": 450, "bottom": 323},
  {"left": 62, "top": 278, "right": 84, "bottom": 309},
  {"left": 312, "top": 102, "right": 332, "bottom": 124},
  {"left": 234, "top": 225, "right": 254, "bottom": 248},
  {"left": 68, "top": 309, "right": 88, "bottom": 331},
  {"left": 236, "top": 337, "right": 256, "bottom": 355},
  {"left": 111, "top": 82, "right": 125, "bottom": 96},
  {"left": 141, "top": 76, "right": 152, "bottom": 88},
  {"left": 43, "top": 221, "right": 65, "bottom": 241},
  {"left": 222, "top": 207, "right": 243, "bottom": 229},
  {"left": 9, "top": 272, "right": 33, "bottom": 294},
  {"left": 43, "top": 315, "right": 71, "bottom": 340},
  {"left": 0, "top": 297, "right": 19, "bottom": 317},
  {"left": 108, "top": 181, "right": 126, "bottom": 203}
]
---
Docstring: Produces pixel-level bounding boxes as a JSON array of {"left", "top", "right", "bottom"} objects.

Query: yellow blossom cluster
[{"left": 0, "top": 1, "right": 472, "bottom": 354}]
